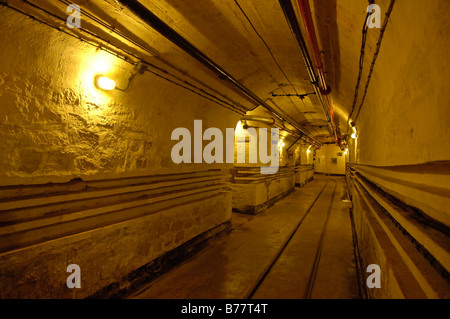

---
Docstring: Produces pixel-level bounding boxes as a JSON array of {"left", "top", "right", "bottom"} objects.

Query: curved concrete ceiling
[
  {"left": 91, "top": 0, "right": 342, "bottom": 143},
  {"left": 11, "top": 0, "right": 438, "bottom": 147}
]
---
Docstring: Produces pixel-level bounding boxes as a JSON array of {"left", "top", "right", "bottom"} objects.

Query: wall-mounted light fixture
[
  {"left": 93, "top": 63, "right": 145, "bottom": 92},
  {"left": 95, "top": 75, "right": 116, "bottom": 90},
  {"left": 349, "top": 121, "right": 358, "bottom": 139},
  {"left": 351, "top": 126, "right": 357, "bottom": 139}
]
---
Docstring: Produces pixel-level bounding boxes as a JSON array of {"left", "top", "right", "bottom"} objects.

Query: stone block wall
[
  {"left": 0, "top": 171, "right": 232, "bottom": 298},
  {"left": 0, "top": 6, "right": 238, "bottom": 298}
]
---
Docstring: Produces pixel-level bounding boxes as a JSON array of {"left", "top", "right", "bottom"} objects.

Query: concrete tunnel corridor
[{"left": 0, "top": 0, "right": 449, "bottom": 301}]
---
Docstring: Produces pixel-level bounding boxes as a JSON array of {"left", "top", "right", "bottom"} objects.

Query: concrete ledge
[
  {"left": 0, "top": 192, "right": 232, "bottom": 298},
  {"left": 347, "top": 166, "right": 450, "bottom": 299},
  {"left": 232, "top": 188, "right": 294, "bottom": 215},
  {"left": 295, "top": 176, "right": 314, "bottom": 188},
  {"left": 231, "top": 169, "right": 295, "bottom": 215},
  {"left": 294, "top": 165, "right": 314, "bottom": 187},
  {"left": 231, "top": 166, "right": 315, "bottom": 215},
  {"left": 0, "top": 171, "right": 232, "bottom": 298},
  {"left": 351, "top": 163, "right": 450, "bottom": 228},
  {"left": 88, "top": 221, "right": 232, "bottom": 299}
]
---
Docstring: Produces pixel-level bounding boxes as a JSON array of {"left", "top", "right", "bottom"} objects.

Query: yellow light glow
[
  {"left": 351, "top": 133, "right": 357, "bottom": 139},
  {"left": 93, "top": 58, "right": 111, "bottom": 74},
  {"left": 95, "top": 75, "right": 116, "bottom": 90},
  {"left": 278, "top": 140, "right": 285, "bottom": 152},
  {"left": 79, "top": 51, "right": 119, "bottom": 110},
  {"left": 235, "top": 120, "right": 245, "bottom": 136}
]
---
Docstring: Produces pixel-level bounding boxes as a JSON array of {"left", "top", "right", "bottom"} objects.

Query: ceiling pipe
[
  {"left": 241, "top": 115, "right": 276, "bottom": 126},
  {"left": 116, "top": 0, "right": 321, "bottom": 146},
  {"left": 297, "top": 0, "right": 327, "bottom": 90},
  {"left": 279, "top": 123, "right": 295, "bottom": 135},
  {"left": 241, "top": 115, "right": 297, "bottom": 136},
  {"left": 296, "top": 0, "right": 341, "bottom": 142},
  {"left": 278, "top": 0, "right": 339, "bottom": 144}
]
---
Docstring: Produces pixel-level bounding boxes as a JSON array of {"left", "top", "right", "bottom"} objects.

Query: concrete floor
[{"left": 127, "top": 175, "right": 360, "bottom": 299}]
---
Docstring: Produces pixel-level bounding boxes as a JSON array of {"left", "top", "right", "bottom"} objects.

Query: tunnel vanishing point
[{"left": 0, "top": 0, "right": 449, "bottom": 299}]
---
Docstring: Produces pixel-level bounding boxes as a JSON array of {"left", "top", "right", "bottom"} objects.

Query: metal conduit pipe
[
  {"left": 241, "top": 115, "right": 276, "bottom": 126},
  {"left": 297, "top": 0, "right": 327, "bottom": 90},
  {"left": 279, "top": 123, "right": 295, "bottom": 135},
  {"left": 278, "top": 0, "right": 338, "bottom": 143},
  {"left": 116, "top": 0, "right": 321, "bottom": 146},
  {"left": 297, "top": 0, "right": 340, "bottom": 141},
  {"left": 241, "top": 116, "right": 298, "bottom": 137}
]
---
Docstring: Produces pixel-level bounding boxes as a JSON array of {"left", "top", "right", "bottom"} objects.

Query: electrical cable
[
  {"left": 353, "top": 0, "right": 396, "bottom": 123},
  {"left": 146, "top": 69, "right": 245, "bottom": 115},
  {"left": 0, "top": 1, "right": 136, "bottom": 65},
  {"left": 114, "top": 71, "right": 138, "bottom": 92},
  {"left": 0, "top": 1, "right": 246, "bottom": 115},
  {"left": 347, "top": 6, "right": 371, "bottom": 130},
  {"left": 58, "top": 0, "right": 157, "bottom": 57},
  {"left": 234, "top": 0, "right": 299, "bottom": 95},
  {"left": 348, "top": 0, "right": 396, "bottom": 127}
]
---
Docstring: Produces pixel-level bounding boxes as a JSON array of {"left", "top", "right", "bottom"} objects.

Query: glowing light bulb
[{"left": 95, "top": 75, "right": 116, "bottom": 90}]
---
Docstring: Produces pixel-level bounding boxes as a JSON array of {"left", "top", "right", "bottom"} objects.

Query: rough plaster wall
[
  {"left": 293, "top": 143, "right": 314, "bottom": 166},
  {"left": 0, "top": 7, "right": 238, "bottom": 297},
  {"left": 305, "top": 146, "right": 314, "bottom": 165},
  {"left": 234, "top": 121, "right": 287, "bottom": 168},
  {"left": 233, "top": 120, "right": 316, "bottom": 169},
  {"left": 0, "top": 7, "right": 240, "bottom": 186},
  {"left": 315, "top": 144, "right": 346, "bottom": 175},
  {"left": 279, "top": 136, "right": 292, "bottom": 168},
  {"left": 344, "top": 0, "right": 450, "bottom": 166},
  {"left": 333, "top": 1, "right": 450, "bottom": 299}
]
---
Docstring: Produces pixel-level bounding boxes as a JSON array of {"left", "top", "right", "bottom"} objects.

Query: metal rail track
[{"left": 246, "top": 177, "right": 338, "bottom": 299}]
